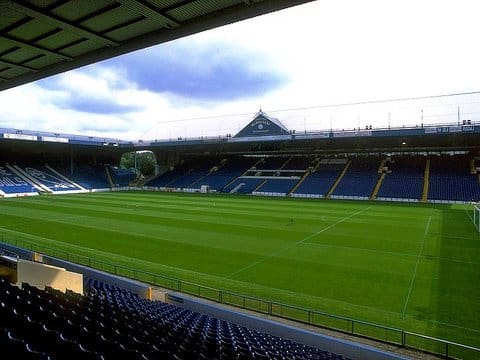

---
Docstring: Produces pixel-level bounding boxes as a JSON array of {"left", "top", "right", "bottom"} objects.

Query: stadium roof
[
  {"left": 0, "top": 0, "right": 313, "bottom": 91},
  {"left": 235, "top": 110, "right": 290, "bottom": 138}
]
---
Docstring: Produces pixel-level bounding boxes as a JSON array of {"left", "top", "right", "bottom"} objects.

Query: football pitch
[{"left": 0, "top": 192, "right": 479, "bottom": 352}]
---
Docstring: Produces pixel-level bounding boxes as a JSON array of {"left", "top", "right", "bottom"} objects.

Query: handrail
[
  {"left": 1, "top": 236, "right": 479, "bottom": 359},
  {"left": 404, "top": 332, "right": 480, "bottom": 352}
]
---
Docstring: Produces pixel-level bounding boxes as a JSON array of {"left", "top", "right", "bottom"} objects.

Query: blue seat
[{"left": 0, "top": 275, "right": 350, "bottom": 360}]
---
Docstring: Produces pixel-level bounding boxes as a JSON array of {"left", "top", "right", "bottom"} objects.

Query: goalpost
[{"left": 473, "top": 204, "right": 480, "bottom": 232}]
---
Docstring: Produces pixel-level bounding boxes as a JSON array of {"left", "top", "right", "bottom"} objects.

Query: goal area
[{"left": 473, "top": 204, "right": 480, "bottom": 232}]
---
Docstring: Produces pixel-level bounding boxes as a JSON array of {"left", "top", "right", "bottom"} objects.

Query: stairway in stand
[
  {"left": 326, "top": 160, "right": 351, "bottom": 198},
  {"left": 421, "top": 159, "right": 430, "bottom": 203}
]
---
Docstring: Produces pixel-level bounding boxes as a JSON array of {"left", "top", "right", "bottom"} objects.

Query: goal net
[{"left": 473, "top": 205, "right": 480, "bottom": 232}]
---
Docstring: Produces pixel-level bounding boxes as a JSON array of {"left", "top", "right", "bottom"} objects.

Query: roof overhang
[{"left": 0, "top": 0, "right": 314, "bottom": 91}]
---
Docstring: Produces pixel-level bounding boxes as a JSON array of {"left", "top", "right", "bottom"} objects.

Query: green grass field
[{"left": 0, "top": 192, "right": 479, "bottom": 354}]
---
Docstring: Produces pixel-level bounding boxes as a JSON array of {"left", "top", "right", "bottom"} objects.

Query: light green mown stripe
[
  {"left": 2, "top": 197, "right": 330, "bottom": 234},
  {"left": 17, "top": 195, "right": 358, "bottom": 225},
  {"left": 0, "top": 206, "right": 309, "bottom": 257},
  {"left": 0, "top": 198, "right": 310, "bottom": 235}
]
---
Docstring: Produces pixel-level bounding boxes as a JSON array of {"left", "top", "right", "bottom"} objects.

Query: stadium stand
[
  {"left": 0, "top": 165, "right": 36, "bottom": 195},
  {"left": 89, "top": 279, "right": 350, "bottom": 360},
  {"left": 189, "top": 157, "right": 257, "bottom": 191},
  {"left": 428, "top": 156, "right": 480, "bottom": 202},
  {"left": 139, "top": 154, "right": 478, "bottom": 202},
  {"left": 0, "top": 247, "right": 25, "bottom": 260},
  {"left": 293, "top": 160, "right": 346, "bottom": 197},
  {"left": 0, "top": 275, "right": 350, "bottom": 360},
  {"left": 60, "top": 165, "right": 110, "bottom": 190},
  {"left": 108, "top": 167, "right": 137, "bottom": 187},
  {"left": 17, "top": 165, "right": 84, "bottom": 193},
  {"left": 168, "top": 158, "right": 220, "bottom": 189},
  {"left": 223, "top": 178, "right": 265, "bottom": 194},
  {"left": 145, "top": 158, "right": 217, "bottom": 189},
  {"left": 332, "top": 158, "right": 380, "bottom": 198},
  {"left": 377, "top": 157, "right": 425, "bottom": 200},
  {"left": 283, "top": 157, "right": 313, "bottom": 170},
  {"left": 256, "top": 157, "right": 289, "bottom": 170},
  {"left": 3, "top": 152, "right": 479, "bottom": 202},
  {"left": 255, "top": 178, "right": 299, "bottom": 195},
  {"left": 229, "top": 157, "right": 314, "bottom": 196},
  {"left": 145, "top": 163, "right": 191, "bottom": 188}
]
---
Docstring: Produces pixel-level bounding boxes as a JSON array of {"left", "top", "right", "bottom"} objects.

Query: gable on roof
[{"left": 235, "top": 111, "right": 289, "bottom": 138}]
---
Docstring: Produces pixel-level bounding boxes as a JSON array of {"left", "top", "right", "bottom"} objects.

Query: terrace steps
[
  {"left": 377, "top": 158, "right": 387, "bottom": 173},
  {"left": 187, "top": 171, "right": 211, "bottom": 188},
  {"left": 8, "top": 165, "right": 49, "bottom": 193},
  {"left": 142, "top": 169, "right": 165, "bottom": 186},
  {"left": 229, "top": 183, "right": 244, "bottom": 194},
  {"left": 104, "top": 166, "right": 114, "bottom": 188},
  {"left": 250, "top": 158, "right": 266, "bottom": 172},
  {"left": 288, "top": 170, "right": 311, "bottom": 196},
  {"left": 421, "top": 159, "right": 430, "bottom": 203},
  {"left": 326, "top": 160, "right": 351, "bottom": 198},
  {"left": 470, "top": 159, "right": 477, "bottom": 174},
  {"left": 188, "top": 159, "right": 230, "bottom": 188},
  {"left": 253, "top": 179, "right": 268, "bottom": 193},
  {"left": 370, "top": 173, "right": 386, "bottom": 200},
  {"left": 165, "top": 168, "right": 192, "bottom": 187},
  {"left": 220, "top": 159, "right": 258, "bottom": 191},
  {"left": 222, "top": 176, "right": 241, "bottom": 192},
  {"left": 45, "top": 165, "right": 87, "bottom": 191},
  {"left": 209, "top": 158, "right": 229, "bottom": 174},
  {"left": 279, "top": 157, "right": 292, "bottom": 170},
  {"left": 309, "top": 159, "right": 321, "bottom": 173}
]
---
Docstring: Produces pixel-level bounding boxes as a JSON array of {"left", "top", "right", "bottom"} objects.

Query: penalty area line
[{"left": 401, "top": 215, "right": 431, "bottom": 318}]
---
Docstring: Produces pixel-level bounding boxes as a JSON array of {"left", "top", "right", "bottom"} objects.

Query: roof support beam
[
  {"left": 0, "top": 0, "right": 314, "bottom": 91},
  {"left": 0, "top": 59, "right": 36, "bottom": 72},
  {"left": 160, "top": 0, "right": 197, "bottom": 12},
  {"left": 116, "top": 0, "right": 180, "bottom": 27},
  {"left": 0, "top": 34, "right": 72, "bottom": 60},
  {"left": 103, "top": 16, "right": 146, "bottom": 35},
  {"left": 72, "top": 3, "right": 123, "bottom": 24},
  {"left": 1, "top": 0, "right": 119, "bottom": 47}
]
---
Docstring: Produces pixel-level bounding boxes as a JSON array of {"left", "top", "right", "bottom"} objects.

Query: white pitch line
[
  {"left": 463, "top": 207, "right": 479, "bottom": 234},
  {"left": 401, "top": 215, "right": 431, "bottom": 318},
  {"left": 226, "top": 206, "right": 371, "bottom": 279},
  {"left": 301, "top": 241, "right": 480, "bottom": 266},
  {"left": 432, "top": 233, "right": 473, "bottom": 241},
  {"left": 464, "top": 207, "right": 474, "bottom": 223},
  {"left": 0, "top": 212, "right": 91, "bottom": 230}
]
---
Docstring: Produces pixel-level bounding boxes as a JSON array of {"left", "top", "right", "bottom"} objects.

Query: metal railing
[{"left": 1, "top": 236, "right": 479, "bottom": 360}]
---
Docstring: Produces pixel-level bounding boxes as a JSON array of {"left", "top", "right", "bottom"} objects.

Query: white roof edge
[{"left": 254, "top": 110, "right": 289, "bottom": 131}]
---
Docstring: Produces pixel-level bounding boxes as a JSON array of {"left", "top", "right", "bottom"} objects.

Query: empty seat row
[{"left": 0, "top": 276, "right": 349, "bottom": 360}]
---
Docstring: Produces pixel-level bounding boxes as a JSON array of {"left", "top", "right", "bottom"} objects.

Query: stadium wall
[
  {"left": 16, "top": 259, "right": 83, "bottom": 295},
  {"left": 0, "top": 242, "right": 150, "bottom": 298}
]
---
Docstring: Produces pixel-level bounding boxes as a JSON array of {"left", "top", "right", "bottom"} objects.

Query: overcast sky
[{"left": 1, "top": 0, "right": 479, "bottom": 140}]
